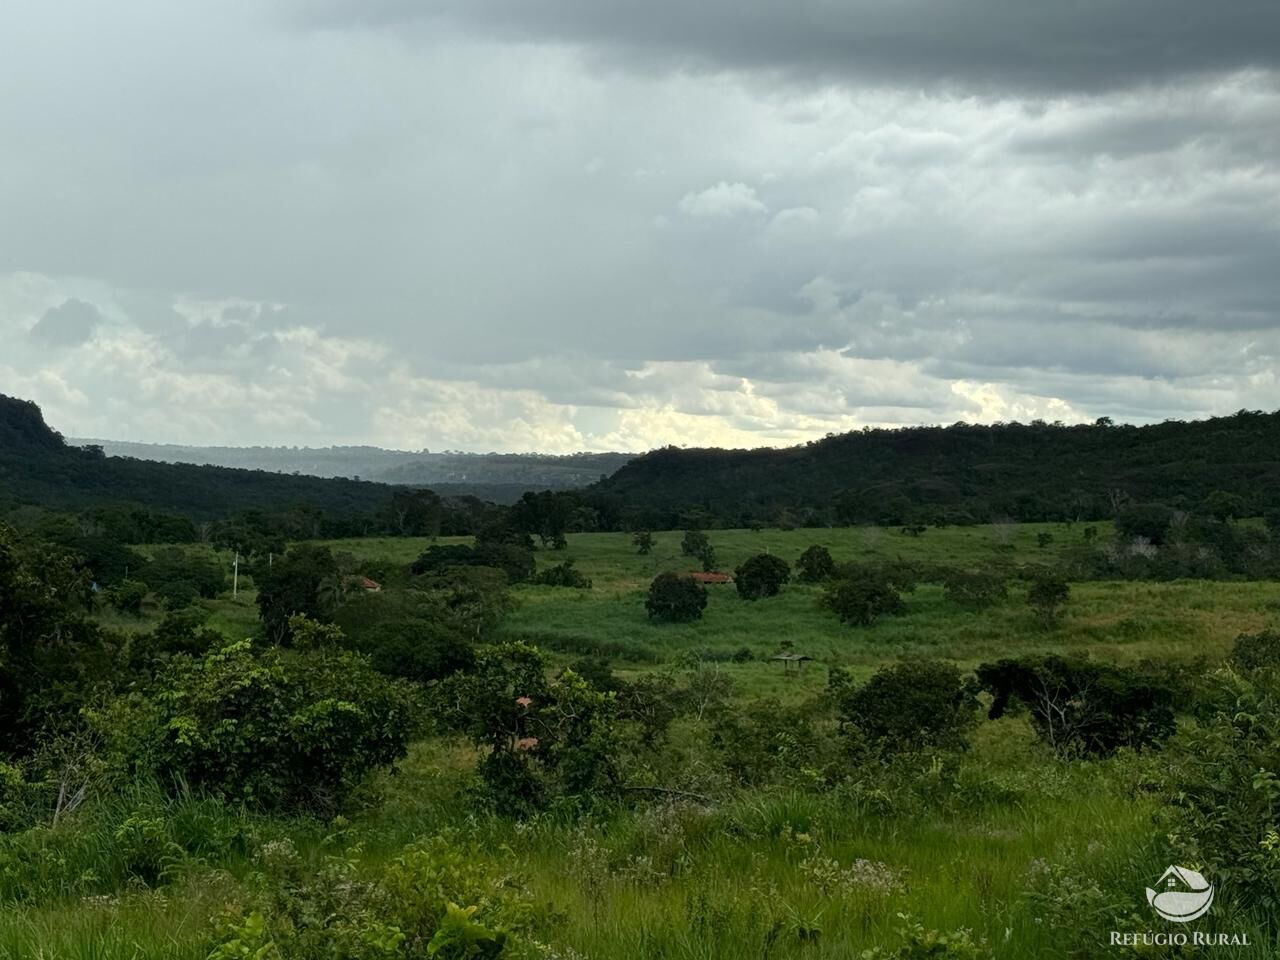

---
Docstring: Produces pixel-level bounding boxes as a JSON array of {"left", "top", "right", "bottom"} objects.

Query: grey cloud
[
  {"left": 303, "top": 0, "right": 1280, "bottom": 94},
  {"left": 29, "top": 299, "right": 101, "bottom": 348}
]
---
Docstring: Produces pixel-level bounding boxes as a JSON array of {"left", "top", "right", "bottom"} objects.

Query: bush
[
  {"left": 1115, "top": 503, "right": 1175, "bottom": 545},
  {"left": 533, "top": 560, "right": 592, "bottom": 589},
  {"left": 632, "top": 530, "right": 654, "bottom": 555},
  {"left": 839, "top": 660, "right": 979, "bottom": 755},
  {"left": 105, "top": 579, "right": 147, "bottom": 617},
  {"left": 822, "top": 571, "right": 905, "bottom": 626},
  {"left": 156, "top": 579, "right": 200, "bottom": 611},
  {"left": 680, "top": 530, "right": 717, "bottom": 572},
  {"left": 411, "top": 542, "right": 536, "bottom": 584},
  {"left": 98, "top": 633, "right": 417, "bottom": 813},
  {"left": 645, "top": 573, "right": 708, "bottom": 623},
  {"left": 943, "top": 570, "right": 1007, "bottom": 611},
  {"left": 796, "top": 545, "right": 836, "bottom": 583},
  {"left": 209, "top": 833, "right": 546, "bottom": 960},
  {"left": 1025, "top": 571, "right": 1069, "bottom": 627},
  {"left": 734, "top": 554, "right": 790, "bottom": 600},
  {"left": 141, "top": 547, "right": 226, "bottom": 599},
  {"left": 1158, "top": 668, "right": 1280, "bottom": 907},
  {"left": 1229, "top": 629, "right": 1280, "bottom": 671},
  {"left": 976, "top": 655, "right": 1175, "bottom": 758}
]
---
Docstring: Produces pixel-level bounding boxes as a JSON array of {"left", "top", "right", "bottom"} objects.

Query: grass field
[{"left": 8, "top": 523, "right": 1277, "bottom": 958}]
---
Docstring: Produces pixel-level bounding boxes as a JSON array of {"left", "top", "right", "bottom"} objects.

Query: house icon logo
[{"left": 1146, "top": 865, "right": 1214, "bottom": 922}]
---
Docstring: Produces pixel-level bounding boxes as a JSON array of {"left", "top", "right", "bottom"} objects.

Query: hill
[
  {"left": 593, "top": 411, "right": 1280, "bottom": 526},
  {"left": 0, "top": 395, "right": 394, "bottom": 521},
  {"left": 73, "top": 438, "right": 634, "bottom": 490}
]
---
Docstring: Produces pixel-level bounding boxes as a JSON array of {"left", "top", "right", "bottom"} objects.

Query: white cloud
[{"left": 678, "top": 181, "right": 768, "bottom": 218}]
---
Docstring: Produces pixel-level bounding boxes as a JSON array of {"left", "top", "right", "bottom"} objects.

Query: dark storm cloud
[
  {"left": 304, "top": 0, "right": 1280, "bottom": 93},
  {"left": 28, "top": 299, "right": 101, "bottom": 348}
]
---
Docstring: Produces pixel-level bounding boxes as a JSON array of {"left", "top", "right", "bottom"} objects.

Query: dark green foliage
[
  {"left": 1036, "top": 532, "right": 1053, "bottom": 548},
  {"left": 0, "top": 524, "right": 122, "bottom": 755},
  {"left": 976, "top": 656, "right": 1176, "bottom": 757},
  {"left": 62, "top": 536, "right": 147, "bottom": 587},
  {"left": 99, "top": 636, "right": 416, "bottom": 812},
  {"left": 1025, "top": 571, "right": 1070, "bottom": 627},
  {"left": 383, "top": 488, "right": 443, "bottom": 537},
  {"left": 645, "top": 573, "right": 708, "bottom": 623},
  {"left": 838, "top": 660, "right": 979, "bottom": 755},
  {"left": 512, "top": 489, "right": 577, "bottom": 548},
  {"left": 1159, "top": 668, "right": 1280, "bottom": 906},
  {"left": 565, "top": 657, "right": 622, "bottom": 693},
  {"left": 410, "top": 544, "right": 477, "bottom": 575},
  {"left": 140, "top": 547, "right": 226, "bottom": 599},
  {"left": 412, "top": 540, "right": 536, "bottom": 584},
  {"left": 822, "top": 570, "right": 905, "bottom": 626},
  {"left": 533, "top": 560, "right": 592, "bottom": 589},
  {"left": 105, "top": 579, "right": 147, "bottom": 617},
  {"left": 1114, "top": 503, "right": 1175, "bottom": 545},
  {"left": 943, "top": 570, "right": 1007, "bottom": 611},
  {"left": 796, "top": 544, "right": 835, "bottom": 583},
  {"left": 433, "top": 643, "right": 619, "bottom": 813},
  {"left": 1202, "top": 489, "right": 1248, "bottom": 522},
  {"left": 632, "top": 530, "right": 654, "bottom": 554},
  {"left": 135, "top": 609, "right": 224, "bottom": 664},
  {"left": 680, "top": 530, "right": 710, "bottom": 557},
  {"left": 255, "top": 544, "right": 339, "bottom": 644},
  {"left": 592, "top": 410, "right": 1280, "bottom": 529},
  {"left": 155, "top": 580, "right": 200, "bottom": 611},
  {"left": 1229, "top": 629, "right": 1280, "bottom": 671},
  {"left": 710, "top": 697, "right": 834, "bottom": 785},
  {"left": 734, "top": 554, "right": 790, "bottom": 600}
]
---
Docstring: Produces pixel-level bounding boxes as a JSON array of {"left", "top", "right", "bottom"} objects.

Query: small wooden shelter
[{"left": 770, "top": 653, "right": 814, "bottom": 673}]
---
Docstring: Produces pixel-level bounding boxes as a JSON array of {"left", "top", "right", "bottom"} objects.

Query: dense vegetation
[{"left": 8, "top": 395, "right": 1280, "bottom": 957}]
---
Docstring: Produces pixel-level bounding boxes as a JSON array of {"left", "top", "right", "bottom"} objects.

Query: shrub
[
  {"left": 680, "top": 530, "right": 717, "bottom": 572},
  {"left": 734, "top": 554, "right": 791, "bottom": 600},
  {"left": 975, "top": 655, "right": 1175, "bottom": 757},
  {"left": 105, "top": 579, "right": 147, "bottom": 617},
  {"left": 796, "top": 545, "right": 836, "bottom": 583},
  {"left": 411, "top": 542, "right": 535, "bottom": 584},
  {"left": 1229, "top": 629, "right": 1280, "bottom": 671},
  {"left": 141, "top": 547, "right": 226, "bottom": 599},
  {"left": 1158, "top": 668, "right": 1280, "bottom": 906},
  {"left": 822, "top": 571, "right": 905, "bottom": 626},
  {"left": 533, "top": 560, "right": 592, "bottom": 589},
  {"left": 210, "top": 833, "right": 545, "bottom": 959},
  {"left": 1114, "top": 503, "right": 1175, "bottom": 545},
  {"left": 433, "top": 642, "right": 620, "bottom": 813},
  {"left": 838, "top": 660, "right": 979, "bottom": 755},
  {"left": 645, "top": 573, "right": 708, "bottom": 623},
  {"left": 1025, "top": 571, "right": 1069, "bottom": 627},
  {"left": 632, "top": 530, "right": 654, "bottom": 555},
  {"left": 943, "top": 570, "right": 1007, "bottom": 610},
  {"left": 97, "top": 633, "right": 417, "bottom": 812},
  {"left": 156, "top": 579, "right": 200, "bottom": 611}
]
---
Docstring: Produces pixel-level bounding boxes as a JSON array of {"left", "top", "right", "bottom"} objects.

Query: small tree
[
  {"left": 532, "top": 560, "right": 592, "bottom": 589},
  {"left": 943, "top": 570, "right": 1007, "bottom": 611},
  {"left": 1229, "top": 629, "right": 1280, "bottom": 671},
  {"left": 1036, "top": 532, "right": 1054, "bottom": 549},
  {"left": 1026, "top": 572, "right": 1069, "bottom": 627},
  {"left": 680, "top": 530, "right": 710, "bottom": 558},
  {"left": 976, "top": 656, "right": 1175, "bottom": 758},
  {"left": 796, "top": 545, "right": 835, "bottom": 583},
  {"left": 105, "top": 579, "right": 147, "bottom": 617},
  {"left": 645, "top": 573, "right": 708, "bottom": 623},
  {"left": 734, "top": 554, "right": 791, "bottom": 600},
  {"left": 632, "top": 530, "right": 654, "bottom": 555},
  {"left": 839, "top": 660, "right": 979, "bottom": 755},
  {"left": 822, "top": 572, "right": 905, "bottom": 626}
]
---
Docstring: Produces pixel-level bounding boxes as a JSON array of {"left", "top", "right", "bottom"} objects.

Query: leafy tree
[
  {"left": 1026, "top": 571, "right": 1069, "bottom": 627},
  {"left": 680, "top": 530, "right": 710, "bottom": 559},
  {"left": 1202, "top": 489, "right": 1248, "bottom": 523},
  {"left": 822, "top": 571, "right": 905, "bottom": 626},
  {"left": 632, "top": 530, "right": 654, "bottom": 555},
  {"left": 796, "top": 544, "right": 835, "bottom": 583},
  {"left": 839, "top": 660, "right": 979, "bottom": 755},
  {"left": 1036, "top": 532, "right": 1053, "bottom": 548},
  {"left": 97, "top": 633, "right": 416, "bottom": 812},
  {"left": 976, "top": 656, "right": 1175, "bottom": 757},
  {"left": 156, "top": 579, "right": 200, "bottom": 611},
  {"left": 105, "top": 579, "right": 147, "bottom": 617},
  {"left": 255, "top": 544, "right": 339, "bottom": 644},
  {"left": 943, "top": 570, "right": 1007, "bottom": 611},
  {"left": 645, "top": 573, "right": 708, "bottom": 623},
  {"left": 384, "top": 488, "right": 443, "bottom": 537},
  {"left": 140, "top": 547, "right": 225, "bottom": 598},
  {"left": 1114, "top": 503, "right": 1175, "bottom": 545},
  {"left": 734, "top": 554, "right": 791, "bottom": 600}
]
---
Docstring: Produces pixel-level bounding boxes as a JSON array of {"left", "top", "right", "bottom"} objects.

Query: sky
[{"left": 2, "top": 1, "right": 1278, "bottom": 453}]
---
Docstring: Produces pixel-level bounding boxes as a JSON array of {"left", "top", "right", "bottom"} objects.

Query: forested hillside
[
  {"left": 595, "top": 412, "right": 1280, "bottom": 527},
  {"left": 0, "top": 395, "right": 392, "bottom": 520}
]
